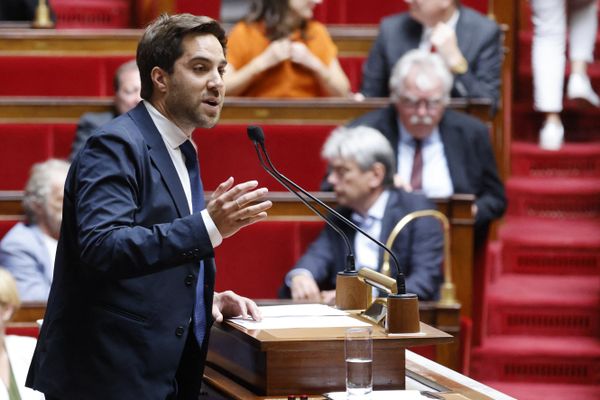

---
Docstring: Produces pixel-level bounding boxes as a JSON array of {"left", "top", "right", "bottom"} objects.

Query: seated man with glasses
[{"left": 346, "top": 50, "right": 506, "bottom": 249}]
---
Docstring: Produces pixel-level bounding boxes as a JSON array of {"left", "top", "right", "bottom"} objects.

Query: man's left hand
[{"left": 212, "top": 290, "right": 262, "bottom": 322}]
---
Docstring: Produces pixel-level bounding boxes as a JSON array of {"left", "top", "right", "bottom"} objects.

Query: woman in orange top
[{"left": 225, "top": 0, "right": 351, "bottom": 98}]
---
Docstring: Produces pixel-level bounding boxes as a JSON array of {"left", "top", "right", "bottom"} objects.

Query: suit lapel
[{"left": 128, "top": 103, "right": 190, "bottom": 218}]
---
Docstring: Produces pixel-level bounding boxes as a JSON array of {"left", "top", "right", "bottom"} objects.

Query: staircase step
[
  {"left": 516, "top": 62, "right": 600, "bottom": 101},
  {"left": 511, "top": 142, "right": 600, "bottom": 178},
  {"left": 486, "top": 274, "right": 600, "bottom": 337},
  {"left": 512, "top": 102, "right": 600, "bottom": 143},
  {"left": 481, "top": 381, "right": 600, "bottom": 400},
  {"left": 499, "top": 219, "right": 600, "bottom": 275},
  {"left": 506, "top": 177, "right": 600, "bottom": 219},
  {"left": 471, "top": 336, "right": 600, "bottom": 384}
]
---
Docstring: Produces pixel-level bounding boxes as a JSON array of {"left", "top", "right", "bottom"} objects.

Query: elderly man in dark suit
[
  {"left": 351, "top": 50, "right": 506, "bottom": 248},
  {"left": 27, "top": 14, "right": 272, "bottom": 400},
  {"left": 361, "top": 0, "right": 501, "bottom": 105},
  {"left": 283, "top": 125, "right": 443, "bottom": 304}
]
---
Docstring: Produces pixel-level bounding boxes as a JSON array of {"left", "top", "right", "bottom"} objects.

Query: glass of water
[{"left": 345, "top": 326, "right": 373, "bottom": 397}]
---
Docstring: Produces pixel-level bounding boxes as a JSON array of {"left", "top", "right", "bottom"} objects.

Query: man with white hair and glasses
[
  {"left": 284, "top": 125, "right": 443, "bottom": 304},
  {"left": 348, "top": 49, "right": 506, "bottom": 248}
]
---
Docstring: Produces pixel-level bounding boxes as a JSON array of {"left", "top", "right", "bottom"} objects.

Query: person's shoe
[
  {"left": 567, "top": 73, "right": 600, "bottom": 106},
  {"left": 539, "top": 121, "right": 564, "bottom": 150}
]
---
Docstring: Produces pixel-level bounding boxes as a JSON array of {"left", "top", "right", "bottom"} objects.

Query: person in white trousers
[{"left": 531, "top": 0, "right": 599, "bottom": 150}]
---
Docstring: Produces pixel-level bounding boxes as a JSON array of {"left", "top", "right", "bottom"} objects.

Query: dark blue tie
[{"left": 179, "top": 140, "right": 206, "bottom": 345}]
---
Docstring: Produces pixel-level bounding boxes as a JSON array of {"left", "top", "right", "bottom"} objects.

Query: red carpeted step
[
  {"left": 485, "top": 274, "right": 600, "bottom": 337},
  {"left": 515, "top": 62, "right": 600, "bottom": 101},
  {"left": 499, "top": 219, "right": 600, "bottom": 275},
  {"left": 512, "top": 101, "right": 600, "bottom": 143},
  {"left": 481, "top": 382, "right": 600, "bottom": 400},
  {"left": 471, "top": 336, "right": 600, "bottom": 384},
  {"left": 511, "top": 142, "right": 600, "bottom": 178},
  {"left": 506, "top": 177, "right": 600, "bottom": 219}
]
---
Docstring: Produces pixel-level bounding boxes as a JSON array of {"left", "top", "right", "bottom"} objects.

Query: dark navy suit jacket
[
  {"left": 349, "top": 105, "right": 506, "bottom": 245},
  {"left": 361, "top": 6, "right": 501, "bottom": 106},
  {"left": 26, "top": 103, "right": 216, "bottom": 399},
  {"left": 284, "top": 189, "right": 444, "bottom": 301}
]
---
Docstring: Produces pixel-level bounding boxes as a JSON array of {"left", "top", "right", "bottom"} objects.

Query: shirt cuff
[
  {"left": 284, "top": 268, "right": 314, "bottom": 287},
  {"left": 201, "top": 209, "right": 223, "bottom": 248}
]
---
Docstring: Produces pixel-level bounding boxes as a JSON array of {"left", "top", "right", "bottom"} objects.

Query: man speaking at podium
[{"left": 26, "top": 14, "right": 271, "bottom": 400}]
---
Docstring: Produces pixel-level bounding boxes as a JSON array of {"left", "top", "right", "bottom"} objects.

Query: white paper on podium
[
  {"left": 227, "top": 304, "right": 371, "bottom": 330},
  {"left": 324, "top": 390, "right": 430, "bottom": 399}
]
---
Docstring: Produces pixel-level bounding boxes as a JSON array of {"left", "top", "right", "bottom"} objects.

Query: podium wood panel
[{"left": 207, "top": 317, "right": 452, "bottom": 396}]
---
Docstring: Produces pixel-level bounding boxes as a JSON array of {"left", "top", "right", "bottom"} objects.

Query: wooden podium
[{"left": 206, "top": 312, "right": 453, "bottom": 396}]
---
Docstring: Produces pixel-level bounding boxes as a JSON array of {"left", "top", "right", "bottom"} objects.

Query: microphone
[
  {"left": 247, "top": 126, "right": 356, "bottom": 274},
  {"left": 247, "top": 125, "right": 407, "bottom": 295}
]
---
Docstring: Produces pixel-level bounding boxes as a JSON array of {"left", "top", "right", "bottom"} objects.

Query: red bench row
[
  {"left": 0, "top": 215, "right": 322, "bottom": 300},
  {"left": 0, "top": 56, "right": 365, "bottom": 96},
  {"left": 0, "top": 123, "right": 333, "bottom": 191},
  {"left": 50, "top": 0, "right": 488, "bottom": 28}
]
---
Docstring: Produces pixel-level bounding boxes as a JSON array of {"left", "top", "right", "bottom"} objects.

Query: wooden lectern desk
[{"left": 206, "top": 313, "right": 452, "bottom": 396}]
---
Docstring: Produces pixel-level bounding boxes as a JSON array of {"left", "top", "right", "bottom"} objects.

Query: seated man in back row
[
  {"left": 281, "top": 126, "right": 443, "bottom": 303},
  {"left": 0, "top": 159, "right": 69, "bottom": 302},
  {"left": 349, "top": 49, "right": 506, "bottom": 250}
]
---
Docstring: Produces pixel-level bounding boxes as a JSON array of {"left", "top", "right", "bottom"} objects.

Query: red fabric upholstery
[
  {"left": 0, "top": 125, "right": 53, "bottom": 190},
  {"left": 175, "top": 0, "right": 220, "bottom": 19},
  {"left": 339, "top": 56, "right": 365, "bottom": 93},
  {"left": 194, "top": 124, "right": 332, "bottom": 192},
  {"left": 214, "top": 220, "right": 324, "bottom": 299},
  {"left": 0, "top": 56, "right": 133, "bottom": 97},
  {"left": 6, "top": 326, "right": 39, "bottom": 338},
  {"left": 0, "top": 124, "right": 76, "bottom": 190},
  {"left": 53, "top": 0, "right": 131, "bottom": 29},
  {"left": 0, "top": 220, "right": 19, "bottom": 240},
  {"left": 314, "top": 1, "right": 488, "bottom": 24}
]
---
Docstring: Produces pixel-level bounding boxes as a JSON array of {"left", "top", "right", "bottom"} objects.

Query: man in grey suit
[
  {"left": 69, "top": 59, "right": 141, "bottom": 160},
  {"left": 0, "top": 159, "right": 69, "bottom": 302},
  {"left": 284, "top": 126, "right": 443, "bottom": 304},
  {"left": 361, "top": 0, "right": 501, "bottom": 106}
]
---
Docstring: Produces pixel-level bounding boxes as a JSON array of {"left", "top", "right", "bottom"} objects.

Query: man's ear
[
  {"left": 369, "top": 162, "right": 386, "bottom": 189},
  {"left": 151, "top": 66, "right": 168, "bottom": 94}
]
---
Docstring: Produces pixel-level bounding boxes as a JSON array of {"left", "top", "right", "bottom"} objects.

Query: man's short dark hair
[{"left": 137, "top": 13, "right": 227, "bottom": 100}]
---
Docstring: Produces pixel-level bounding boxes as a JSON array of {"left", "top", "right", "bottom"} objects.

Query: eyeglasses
[{"left": 398, "top": 96, "right": 445, "bottom": 110}]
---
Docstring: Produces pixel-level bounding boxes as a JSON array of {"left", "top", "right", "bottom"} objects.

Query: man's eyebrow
[{"left": 189, "top": 56, "right": 228, "bottom": 66}]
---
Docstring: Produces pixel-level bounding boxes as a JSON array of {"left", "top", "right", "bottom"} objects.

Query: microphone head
[{"left": 247, "top": 126, "right": 265, "bottom": 144}]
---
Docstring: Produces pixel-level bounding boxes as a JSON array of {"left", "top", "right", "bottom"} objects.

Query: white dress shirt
[
  {"left": 144, "top": 101, "right": 222, "bottom": 247},
  {"left": 397, "top": 121, "right": 454, "bottom": 198},
  {"left": 351, "top": 190, "right": 390, "bottom": 272}
]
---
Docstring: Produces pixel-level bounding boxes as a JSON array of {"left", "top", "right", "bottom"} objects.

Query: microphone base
[
  {"left": 386, "top": 293, "right": 420, "bottom": 334},
  {"left": 335, "top": 272, "right": 372, "bottom": 310}
]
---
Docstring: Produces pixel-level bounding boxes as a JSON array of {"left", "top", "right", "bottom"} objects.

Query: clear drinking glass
[{"left": 345, "top": 327, "right": 373, "bottom": 397}]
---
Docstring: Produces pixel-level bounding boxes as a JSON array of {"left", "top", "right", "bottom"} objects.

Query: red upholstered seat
[
  {"left": 194, "top": 124, "right": 332, "bottom": 192},
  {"left": 0, "top": 123, "right": 76, "bottom": 190},
  {"left": 214, "top": 220, "right": 323, "bottom": 299},
  {"left": 0, "top": 56, "right": 133, "bottom": 97}
]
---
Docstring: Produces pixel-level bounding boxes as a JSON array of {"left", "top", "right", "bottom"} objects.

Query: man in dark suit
[
  {"left": 26, "top": 14, "right": 272, "bottom": 400},
  {"left": 283, "top": 126, "right": 443, "bottom": 304},
  {"left": 69, "top": 59, "right": 141, "bottom": 160},
  {"left": 361, "top": 0, "right": 501, "bottom": 106},
  {"left": 352, "top": 50, "right": 506, "bottom": 248}
]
